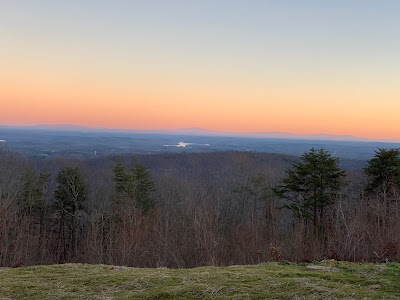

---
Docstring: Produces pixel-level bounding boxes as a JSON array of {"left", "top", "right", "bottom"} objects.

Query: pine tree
[
  {"left": 132, "top": 163, "right": 156, "bottom": 213},
  {"left": 53, "top": 166, "right": 88, "bottom": 262},
  {"left": 365, "top": 148, "right": 400, "bottom": 196},
  {"left": 364, "top": 148, "right": 400, "bottom": 234},
  {"left": 273, "top": 148, "right": 346, "bottom": 231},
  {"left": 112, "top": 159, "right": 156, "bottom": 214},
  {"left": 113, "top": 159, "right": 130, "bottom": 195},
  {"left": 20, "top": 169, "right": 50, "bottom": 221}
]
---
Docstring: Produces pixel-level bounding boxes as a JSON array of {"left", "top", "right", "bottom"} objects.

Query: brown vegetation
[{"left": 0, "top": 149, "right": 399, "bottom": 267}]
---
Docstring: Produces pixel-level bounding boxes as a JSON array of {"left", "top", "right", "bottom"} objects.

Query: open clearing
[{"left": 0, "top": 262, "right": 399, "bottom": 299}]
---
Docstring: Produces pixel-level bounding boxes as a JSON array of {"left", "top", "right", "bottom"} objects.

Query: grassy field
[{"left": 0, "top": 261, "right": 399, "bottom": 299}]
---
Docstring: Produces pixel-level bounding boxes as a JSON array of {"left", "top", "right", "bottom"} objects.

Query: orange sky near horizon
[
  {"left": 2, "top": 69, "right": 399, "bottom": 140},
  {"left": 1, "top": 1, "right": 400, "bottom": 141}
]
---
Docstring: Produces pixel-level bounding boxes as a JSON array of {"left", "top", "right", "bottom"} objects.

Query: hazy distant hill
[
  {"left": 0, "top": 125, "right": 399, "bottom": 161},
  {"left": 1, "top": 124, "right": 399, "bottom": 143}
]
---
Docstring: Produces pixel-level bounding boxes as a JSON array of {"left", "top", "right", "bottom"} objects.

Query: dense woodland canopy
[{"left": 0, "top": 148, "right": 399, "bottom": 268}]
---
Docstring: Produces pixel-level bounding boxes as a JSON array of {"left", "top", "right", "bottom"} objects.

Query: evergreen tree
[
  {"left": 53, "top": 166, "right": 88, "bottom": 262},
  {"left": 364, "top": 148, "right": 400, "bottom": 232},
  {"left": 364, "top": 148, "right": 400, "bottom": 196},
  {"left": 132, "top": 163, "right": 156, "bottom": 213},
  {"left": 113, "top": 159, "right": 130, "bottom": 195},
  {"left": 20, "top": 169, "right": 50, "bottom": 221},
  {"left": 112, "top": 159, "right": 156, "bottom": 214},
  {"left": 273, "top": 148, "right": 346, "bottom": 231}
]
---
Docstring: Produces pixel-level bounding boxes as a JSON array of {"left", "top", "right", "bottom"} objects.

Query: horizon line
[{"left": 1, "top": 123, "right": 400, "bottom": 144}]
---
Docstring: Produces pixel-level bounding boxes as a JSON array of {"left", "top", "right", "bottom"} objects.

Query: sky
[{"left": 1, "top": 1, "right": 400, "bottom": 140}]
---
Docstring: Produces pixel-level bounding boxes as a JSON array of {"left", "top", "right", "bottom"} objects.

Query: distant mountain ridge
[
  {"left": 0, "top": 124, "right": 399, "bottom": 143},
  {"left": 170, "top": 128, "right": 365, "bottom": 142}
]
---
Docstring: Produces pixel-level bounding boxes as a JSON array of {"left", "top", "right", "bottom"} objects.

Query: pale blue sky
[{"left": 1, "top": 1, "right": 400, "bottom": 139}]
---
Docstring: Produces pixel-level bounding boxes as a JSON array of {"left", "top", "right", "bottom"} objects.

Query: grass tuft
[{"left": 0, "top": 262, "right": 399, "bottom": 299}]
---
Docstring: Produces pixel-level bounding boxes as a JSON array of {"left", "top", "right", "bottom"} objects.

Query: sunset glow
[{"left": 1, "top": 1, "right": 400, "bottom": 140}]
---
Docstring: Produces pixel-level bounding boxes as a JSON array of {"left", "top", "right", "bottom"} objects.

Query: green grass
[{"left": 0, "top": 262, "right": 399, "bottom": 299}]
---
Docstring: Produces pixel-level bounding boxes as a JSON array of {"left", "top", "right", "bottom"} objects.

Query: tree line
[{"left": 0, "top": 148, "right": 399, "bottom": 267}]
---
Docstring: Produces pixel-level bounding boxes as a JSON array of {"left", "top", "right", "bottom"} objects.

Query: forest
[{"left": 0, "top": 148, "right": 399, "bottom": 268}]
